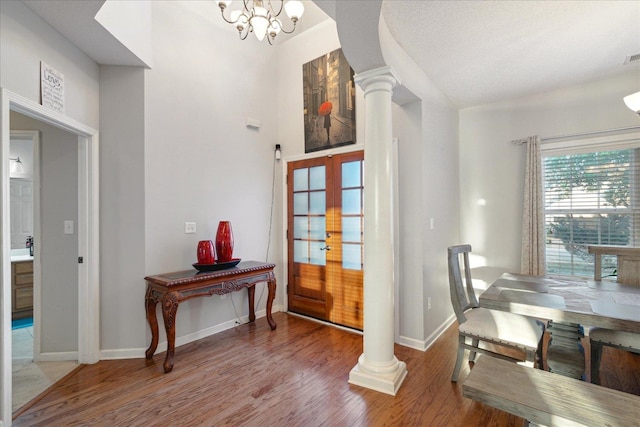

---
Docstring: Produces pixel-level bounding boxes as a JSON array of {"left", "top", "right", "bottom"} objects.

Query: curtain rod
[{"left": 510, "top": 125, "right": 640, "bottom": 145}]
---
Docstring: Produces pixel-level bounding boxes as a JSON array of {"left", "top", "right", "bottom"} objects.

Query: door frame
[
  {"left": 281, "top": 145, "right": 364, "bottom": 315},
  {"left": 9, "top": 130, "right": 40, "bottom": 359},
  {"left": 1, "top": 88, "right": 100, "bottom": 424},
  {"left": 281, "top": 142, "right": 400, "bottom": 333}
]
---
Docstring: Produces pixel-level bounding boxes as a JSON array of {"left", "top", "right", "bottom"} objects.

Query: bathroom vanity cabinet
[{"left": 12, "top": 260, "right": 33, "bottom": 319}]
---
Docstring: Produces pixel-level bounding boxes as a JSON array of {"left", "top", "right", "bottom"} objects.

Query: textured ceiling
[
  {"left": 381, "top": 0, "right": 640, "bottom": 108},
  {"left": 19, "top": 0, "right": 640, "bottom": 109}
]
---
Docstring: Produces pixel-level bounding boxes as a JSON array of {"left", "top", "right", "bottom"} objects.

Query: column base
[{"left": 348, "top": 355, "right": 408, "bottom": 396}]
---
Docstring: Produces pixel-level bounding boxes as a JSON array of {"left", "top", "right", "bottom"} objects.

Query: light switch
[
  {"left": 185, "top": 222, "right": 196, "bottom": 234},
  {"left": 64, "top": 220, "right": 74, "bottom": 235}
]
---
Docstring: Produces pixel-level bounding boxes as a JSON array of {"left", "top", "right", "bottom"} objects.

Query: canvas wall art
[{"left": 303, "top": 49, "right": 356, "bottom": 153}]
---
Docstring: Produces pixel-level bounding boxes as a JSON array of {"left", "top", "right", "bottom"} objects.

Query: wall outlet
[
  {"left": 428, "top": 297, "right": 432, "bottom": 310},
  {"left": 220, "top": 294, "right": 227, "bottom": 300},
  {"left": 64, "top": 220, "right": 74, "bottom": 235},
  {"left": 184, "top": 222, "right": 196, "bottom": 234}
]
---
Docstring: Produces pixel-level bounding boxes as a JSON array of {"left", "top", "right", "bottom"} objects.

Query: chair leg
[
  {"left": 536, "top": 336, "right": 545, "bottom": 370},
  {"left": 451, "top": 334, "right": 466, "bottom": 382},
  {"left": 591, "top": 340, "right": 603, "bottom": 385},
  {"left": 469, "top": 338, "right": 479, "bottom": 362},
  {"left": 522, "top": 350, "right": 535, "bottom": 368}
]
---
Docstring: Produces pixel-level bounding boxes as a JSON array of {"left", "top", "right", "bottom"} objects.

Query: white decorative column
[{"left": 348, "top": 66, "right": 407, "bottom": 395}]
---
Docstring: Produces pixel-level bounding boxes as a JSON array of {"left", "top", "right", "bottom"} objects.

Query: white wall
[
  {"left": 379, "top": 16, "right": 460, "bottom": 348},
  {"left": 459, "top": 71, "right": 640, "bottom": 282},
  {"left": 142, "top": 2, "right": 282, "bottom": 341},
  {"left": 392, "top": 101, "right": 424, "bottom": 342},
  {"left": 99, "top": 65, "right": 146, "bottom": 353},
  {"left": 0, "top": 0, "right": 100, "bottom": 129},
  {"left": 11, "top": 111, "right": 79, "bottom": 354}
]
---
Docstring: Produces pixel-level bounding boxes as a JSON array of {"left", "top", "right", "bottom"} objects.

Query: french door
[{"left": 287, "top": 151, "right": 364, "bottom": 330}]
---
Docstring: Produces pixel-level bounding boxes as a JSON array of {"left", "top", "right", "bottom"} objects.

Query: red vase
[
  {"left": 197, "top": 240, "right": 215, "bottom": 264},
  {"left": 215, "top": 221, "right": 234, "bottom": 263}
]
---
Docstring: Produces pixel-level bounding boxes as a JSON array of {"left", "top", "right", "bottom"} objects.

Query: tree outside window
[{"left": 544, "top": 149, "right": 638, "bottom": 277}]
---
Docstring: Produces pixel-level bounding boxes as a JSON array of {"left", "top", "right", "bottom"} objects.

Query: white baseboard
[
  {"left": 36, "top": 351, "right": 78, "bottom": 362},
  {"left": 397, "top": 335, "right": 427, "bottom": 351},
  {"left": 100, "top": 305, "right": 283, "bottom": 360},
  {"left": 398, "top": 314, "right": 456, "bottom": 351}
]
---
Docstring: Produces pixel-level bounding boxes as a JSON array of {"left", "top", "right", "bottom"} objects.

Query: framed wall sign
[
  {"left": 40, "top": 61, "right": 65, "bottom": 113},
  {"left": 303, "top": 49, "right": 356, "bottom": 153}
]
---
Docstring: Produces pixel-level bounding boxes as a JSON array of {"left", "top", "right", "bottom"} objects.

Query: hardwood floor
[{"left": 13, "top": 313, "right": 640, "bottom": 426}]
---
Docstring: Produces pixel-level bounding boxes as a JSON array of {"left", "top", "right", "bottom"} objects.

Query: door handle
[{"left": 320, "top": 245, "right": 331, "bottom": 251}]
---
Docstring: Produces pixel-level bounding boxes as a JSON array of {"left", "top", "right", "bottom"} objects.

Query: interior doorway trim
[{"left": 1, "top": 88, "right": 100, "bottom": 424}]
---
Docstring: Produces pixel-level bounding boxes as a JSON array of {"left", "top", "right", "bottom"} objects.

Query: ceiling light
[
  {"left": 215, "top": 0, "right": 304, "bottom": 45},
  {"left": 623, "top": 91, "right": 640, "bottom": 115}
]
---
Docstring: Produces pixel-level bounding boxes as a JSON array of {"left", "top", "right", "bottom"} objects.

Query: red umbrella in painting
[{"left": 318, "top": 101, "right": 333, "bottom": 116}]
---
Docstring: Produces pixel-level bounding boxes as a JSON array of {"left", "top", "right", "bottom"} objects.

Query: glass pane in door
[
  {"left": 342, "top": 243, "right": 362, "bottom": 270},
  {"left": 342, "top": 217, "right": 361, "bottom": 242},
  {"left": 341, "top": 160, "right": 364, "bottom": 271},
  {"left": 293, "top": 168, "right": 308, "bottom": 191},
  {"left": 293, "top": 165, "right": 327, "bottom": 266},
  {"left": 342, "top": 161, "right": 361, "bottom": 187},
  {"left": 293, "top": 193, "right": 308, "bottom": 214},
  {"left": 309, "top": 166, "right": 326, "bottom": 190},
  {"left": 309, "top": 217, "right": 325, "bottom": 240}
]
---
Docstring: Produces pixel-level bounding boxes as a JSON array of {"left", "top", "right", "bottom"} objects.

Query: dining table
[
  {"left": 479, "top": 273, "right": 640, "bottom": 378},
  {"left": 479, "top": 273, "right": 640, "bottom": 333}
]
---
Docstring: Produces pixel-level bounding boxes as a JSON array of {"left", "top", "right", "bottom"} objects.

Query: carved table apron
[{"left": 144, "top": 261, "right": 277, "bottom": 373}]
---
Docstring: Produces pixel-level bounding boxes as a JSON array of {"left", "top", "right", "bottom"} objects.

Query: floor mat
[{"left": 12, "top": 318, "right": 33, "bottom": 330}]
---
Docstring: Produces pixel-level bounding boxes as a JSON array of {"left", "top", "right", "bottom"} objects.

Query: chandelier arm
[
  {"left": 277, "top": 20, "right": 298, "bottom": 34},
  {"left": 239, "top": 26, "right": 250, "bottom": 40},
  {"left": 219, "top": 9, "right": 242, "bottom": 25},
  {"left": 269, "top": 0, "right": 284, "bottom": 18}
]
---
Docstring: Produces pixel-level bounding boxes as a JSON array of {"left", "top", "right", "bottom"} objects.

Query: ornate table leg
[
  {"left": 248, "top": 285, "right": 256, "bottom": 323},
  {"left": 266, "top": 274, "right": 277, "bottom": 330},
  {"left": 161, "top": 292, "right": 180, "bottom": 373},
  {"left": 145, "top": 286, "right": 159, "bottom": 359}
]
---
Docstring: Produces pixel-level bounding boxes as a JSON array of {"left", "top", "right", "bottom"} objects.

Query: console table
[{"left": 144, "top": 261, "right": 277, "bottom": 373}]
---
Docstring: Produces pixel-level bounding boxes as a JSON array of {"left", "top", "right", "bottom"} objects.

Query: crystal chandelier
[{"left": 215, "top": 0, "right": 305, "bottom": 45}]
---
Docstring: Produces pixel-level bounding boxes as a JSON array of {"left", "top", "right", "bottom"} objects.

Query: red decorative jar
[
  {"left": 196, "top": 240, "right": 215, "bottom": 264},
  {"left": 215, "top": 221, "right": 234, "bottom": 263}
]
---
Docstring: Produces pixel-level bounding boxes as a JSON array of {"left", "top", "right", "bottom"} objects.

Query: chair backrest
[{"left": 448, "top": 244, "right": 479, "bottom": 324}]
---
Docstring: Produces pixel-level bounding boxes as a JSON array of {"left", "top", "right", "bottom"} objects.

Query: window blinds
[{"left": 543, "top": 147, "right": 640, "bottom": 277}]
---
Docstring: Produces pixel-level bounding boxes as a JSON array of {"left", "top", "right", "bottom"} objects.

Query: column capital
[{"left": 354, "top": 66, "right": 401, "bottom": 92}]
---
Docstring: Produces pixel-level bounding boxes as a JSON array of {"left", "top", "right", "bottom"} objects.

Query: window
[{"left": 543, "top": 135, "right": 640, "bottom": 278}]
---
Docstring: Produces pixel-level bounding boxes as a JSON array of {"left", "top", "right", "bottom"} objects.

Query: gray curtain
[{"left": 521, "top": 136, "right": 546, "bottom": 275}]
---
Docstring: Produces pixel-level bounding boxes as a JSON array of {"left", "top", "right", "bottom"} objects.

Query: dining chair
[
  {"left": 588, "top": 254, "right": 640, "bottom": 384},
  {"left": 590, "top": 329, "right": 640, "bottom": 384},
  {"left": 448, "top": 244, "right": 545, "bottom": 382}
]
